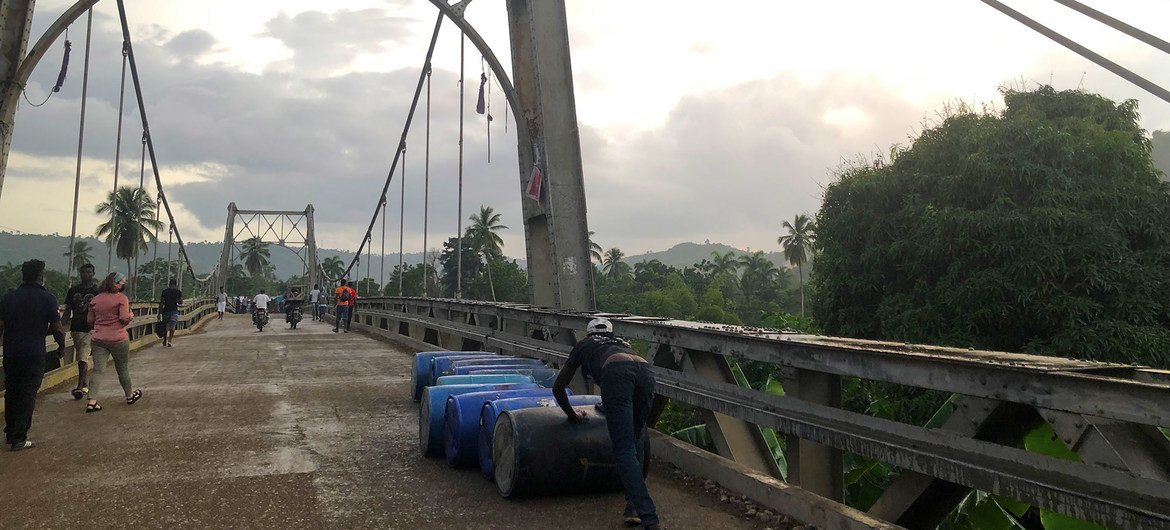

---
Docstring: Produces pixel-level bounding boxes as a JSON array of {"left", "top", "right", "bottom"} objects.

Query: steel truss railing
[{"left": 342, "top": 296, "right": 1170, "bottom": 529}]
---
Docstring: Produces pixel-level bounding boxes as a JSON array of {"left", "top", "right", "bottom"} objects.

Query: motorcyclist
[{"left": 252, "top": 289, "right": 272, "bottom": 331}]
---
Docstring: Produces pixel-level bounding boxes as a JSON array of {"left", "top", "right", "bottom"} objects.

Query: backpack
[{"left": 339, "top": 289, "right": 352, "bottom": 302}]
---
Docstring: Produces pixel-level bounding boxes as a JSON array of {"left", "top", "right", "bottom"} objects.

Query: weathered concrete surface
[{"left": 0, "top": 316, "right": 760, "bottom": 529}]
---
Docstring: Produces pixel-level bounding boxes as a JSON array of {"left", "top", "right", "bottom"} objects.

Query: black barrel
[{"left": 492, "top": 405, "right": 625, "bottom": 498}]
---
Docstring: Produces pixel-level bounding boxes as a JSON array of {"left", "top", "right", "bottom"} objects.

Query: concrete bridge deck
[{"left": 0, "top": 316, "right": 758, "bottom": 529}]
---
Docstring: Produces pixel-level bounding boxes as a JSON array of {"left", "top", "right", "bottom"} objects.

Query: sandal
[
  {"left": 85, "top": 403, "right": 102, "bottom": 413},
  {"left": 71, "top": 388, "right": 85, "bottom": 400},
  {"left": 126, "top": 389, "right": 143, "bottom": 405}
]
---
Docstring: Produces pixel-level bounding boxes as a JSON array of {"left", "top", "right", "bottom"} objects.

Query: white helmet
[{"left": 586, "top": 317, "right": 613, "bottom": 334}]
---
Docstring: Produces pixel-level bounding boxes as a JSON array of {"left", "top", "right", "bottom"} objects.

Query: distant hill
[
  {"left": 0, "top": 231, "right": 429, "bottom": 278},
  {"left": 1, "top": 231, "right": 796, "bottom": 278},
  {"left": 625, "top": 242, "right": 792, "bottom": 271}
]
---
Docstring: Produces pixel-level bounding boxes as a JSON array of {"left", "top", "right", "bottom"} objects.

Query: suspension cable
[
  {"left": 340, "top": 13, "right": 444, "bottom": 281},
  {"left": 380, "top": 193, "right": 387, "bottom": 293},
  {"left": 65, "top": 8, "right": 93, "bottom": 288},
  {"left": 422, "top": 67, "right": 432, "bottom": 296},
  {"left": 398, "top": 144, "right": 406, "bottom": 296},
  {"left": 366, "top": 233, "right": 373, "bottom": 295},
  {"left": 108, "top": 41, "right": 129, "bottom": 271},
  {"left": 980, "top": 0, "right": 1170, "bottom": 105},
  {"left": 114, "top": 0, "right": 210, "bottom": 283},
  {"left": 456, "top": 31, "right": 465, "bottom": 300}
]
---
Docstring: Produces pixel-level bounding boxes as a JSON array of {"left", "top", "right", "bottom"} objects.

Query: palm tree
[
  {"left": 63, "top": 240, "right": 94, "bottom": 271},
  {"left": 587, "top": 231, "right": 603, "bottom": 308},
  {"left": 602, "top": 247, "right": 630, "bottom": 280},
  {"left": 466, "top": 205, "right": 508, "bottom": 301},
  {"left": 738, "top": 251, "right": 780, "bottom": 310},
  {"left": 321, "top": 256, "right": 346, "bottom": 281},
  {"left": 709, "top": 250, "right": 740, "bottom": 279},
  {"left": 95, "top": 187, "right": 163, "bottom": 296},
  {"left": 778, "top": 213, "right": 816, "bottom": 317},
  {"left": 588, "top": 231, "right": 603, "bottom": 264},
  {"left": 239, "top": 236, "right": 271, "bottom": 278}
]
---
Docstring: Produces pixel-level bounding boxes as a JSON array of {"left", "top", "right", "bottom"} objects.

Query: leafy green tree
[
  {"left": 63, "top": 240, "right": 95, "bottom": 271},
  {"left": 778, "top": 213, "right": 816, "bottom": 316},
  {"left": 437, "top": 236, "right": 483, "bottom": 298},
  {"left": 738, "top": 251, "right": 782, "bottom": 323},
  {"left": 95, "top": 187, "right": 163, "bottom": 296},
  {"left": 812, "top": 86, "right": 1170, "bottom": 366},
  {"left": 239, "top": 237, "right": 271, "bottom": 278}
]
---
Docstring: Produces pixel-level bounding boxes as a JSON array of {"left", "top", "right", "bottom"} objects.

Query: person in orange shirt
[{"left": 333, "top": 280, "right": 357, "bottom": 333}]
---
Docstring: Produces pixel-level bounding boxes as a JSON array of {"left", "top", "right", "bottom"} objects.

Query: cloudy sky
[{"left": 3, "top": 0, "right": 1168, "bottom": 262}]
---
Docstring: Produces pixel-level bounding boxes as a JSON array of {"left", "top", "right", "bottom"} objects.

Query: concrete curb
[{"left": 650, "top": 431, "right": 902, "bottom": 530}]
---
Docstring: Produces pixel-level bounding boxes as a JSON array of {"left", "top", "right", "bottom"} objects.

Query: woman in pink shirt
[{"left": 84, "top": 272, "right": 142, "bottom": 412}]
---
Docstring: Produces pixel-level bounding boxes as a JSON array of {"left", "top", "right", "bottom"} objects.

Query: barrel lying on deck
[
  {"left": 448, "top": 357, "right": 546, "bottom": 376},
  {"left": 429, "top": 354, "right": 500, "bottom": 386},
  {"left": 437, "top": 374, "right": 535, "bottom": 386},
  {"left": 443, "top": 388, "right": 564, "bottom": 468},
  {"left": 479, "top": 394, "right": 603, "bottom": 479},
  {"left": 469, "top": 367, "right": 560, "bottom": 388},
  {"left": 411, "top": 351, "right": 495, "bottom": 401},
  {"left": 419, "top": 382, "right": 538, "bottom": 457},
  {"left": 492, "top": 405, "right": 625, "bottom": 498}
]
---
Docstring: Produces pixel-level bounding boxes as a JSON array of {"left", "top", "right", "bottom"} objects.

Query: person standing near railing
[
  {"left": 216, "top": 287, "right": 228, "bottom": 321},
  {"left": 308, "top": 284, "right": 322, "bottom": 321},
  {"left": 333, "top": 280, "right": 356, "bottom": 333},
  {"left": 159, "top": 278, "right": 183, "bottom": 347},
  {"left": 553, "top": 317, "right": 660, "bottom": 529},
  {"left": 84, "top": 272, "right": 142, "bottom": 412},
  {"left": 61, "top": 263, "right": 98, "bottom": 400},
  {"left": 0, "top": 259, "right": 67, "bottom": 451}
]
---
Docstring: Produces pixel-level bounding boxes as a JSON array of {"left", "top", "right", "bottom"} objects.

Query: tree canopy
[{"left": 812, "top": 86, "right": 1170, "bottom": 366}]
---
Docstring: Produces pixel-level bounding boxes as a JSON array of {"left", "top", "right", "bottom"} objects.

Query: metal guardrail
[
  {"left": 0, "top": 298, "right": 216, "bottom": 393},
  {"left": 340, "top": 297, "right": 1170, "bottom": 529}
]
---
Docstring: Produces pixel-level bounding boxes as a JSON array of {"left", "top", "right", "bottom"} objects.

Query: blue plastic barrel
[
  {"left": 411, "top": 351, "right": 495, "bottom": 401},
  {"left": 478, "top": 394, "right": 603, "bottom": 479},
  {"left": 436, "top": 374, "right": 535, "bottom": 386},
  {"left": 469, "top": 367, "right": 560, "bottom": 388},
  {"left": 419, "top": 382, "right": 538, "bottom": 457},
  {"left": 448, "top": 357, "right": 545, "bottom": 375},
  {"left": 429, "top": 354, "right": 500, "bottom": 386},
  {"left": 492, "top": 405, "right": 627, "bottom": 497},
  {"left": 443, "top": 388, "right": 562, "bottom": 468}
]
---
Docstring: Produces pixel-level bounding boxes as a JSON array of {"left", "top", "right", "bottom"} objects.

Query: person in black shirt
[
  {"left": 553, "top": 318, "right": 659, "bottom": 529},
  {"left": 0, "top": 259, "right": 66, "bottom": 451},
  {"left": 159, "top": 279, "right": 183, "bottom": 347},
  {"left": 61, "top": 263, "right": 98, "bottom": 399}
]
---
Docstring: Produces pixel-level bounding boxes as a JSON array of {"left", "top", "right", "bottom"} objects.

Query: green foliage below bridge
[{"left": 812, "top": 86, "right": 1170, "bottom": 368}]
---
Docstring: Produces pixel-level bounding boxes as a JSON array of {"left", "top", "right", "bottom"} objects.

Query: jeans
[
  {"left": 3, "top": 354, "right": 46, "bottom": 446},
  {"left": 335, "top": 306, "right": 351, "bottom": 330},
  {"left": 89, "top": 340, "right": 132, "bottom": 400},
  {"left": 600, "top": 361, "right": 658, "bottom": 525}
]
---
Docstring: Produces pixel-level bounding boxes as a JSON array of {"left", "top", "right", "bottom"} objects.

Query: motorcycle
[
  {"left": 253, "top": 307, "right": 269, "bottom": 332},
  {"left": 285, "top": 300, "right": 303, "bottom": 329}
]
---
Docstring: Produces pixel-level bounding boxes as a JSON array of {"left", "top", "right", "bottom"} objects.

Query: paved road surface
[{"left": 0, "top": 315, "right": 757, "bottom": 529}]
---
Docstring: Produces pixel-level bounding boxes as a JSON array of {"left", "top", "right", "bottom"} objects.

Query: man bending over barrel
[{"left": 553, "top": 317, "right": 659, "bottom": 529}]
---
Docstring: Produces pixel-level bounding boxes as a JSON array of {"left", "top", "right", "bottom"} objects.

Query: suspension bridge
[{"left": 1, "top": 1, "right": 1169, "bottom": 529}]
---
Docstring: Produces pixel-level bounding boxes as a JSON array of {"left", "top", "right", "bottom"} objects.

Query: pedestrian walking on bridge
[
  {"left": 85, "top": 272, "right": 142, "bottom": 412},
  {"left": 62, "top": 263, "right": 98, "bottom": 400},
  {"left": 159, "top": 278, "right": 183, "bottom": 347},
  {"left": 0, "top": 259, "right": 67, "bottom": 451},
  {"left": 553, "top": 317, "right": 660, "bottom": 529}
]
